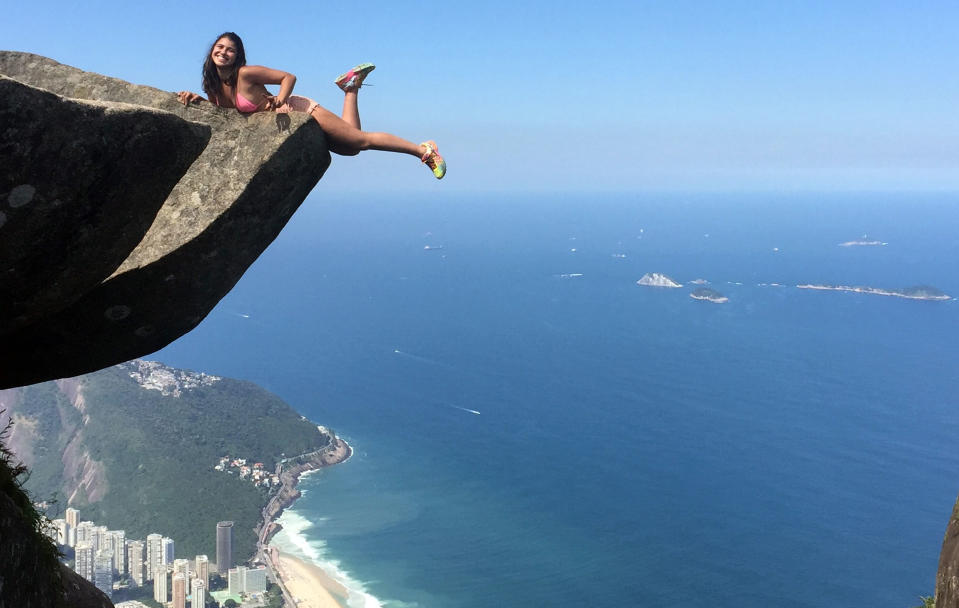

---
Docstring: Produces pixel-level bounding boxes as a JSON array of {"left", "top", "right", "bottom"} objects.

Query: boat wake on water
[{"left": 449, "top": 404, "right": 481, "bottom": 415}]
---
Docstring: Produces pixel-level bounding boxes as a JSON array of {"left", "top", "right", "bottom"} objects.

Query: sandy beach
[{"left": 274, "top": 550, "right": 350, "bottom": 608}]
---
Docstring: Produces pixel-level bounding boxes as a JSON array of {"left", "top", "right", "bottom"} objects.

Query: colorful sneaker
[
  {"left": 334, "top": 63, "right": 375, "bottom": 92},
  {"left": 420, "top": 141, "right": 446, "bottom": 179}
]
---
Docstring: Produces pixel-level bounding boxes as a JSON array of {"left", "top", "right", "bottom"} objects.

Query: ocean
[{"left": 157, "top": 191, "right": 959, "bottom": 607}]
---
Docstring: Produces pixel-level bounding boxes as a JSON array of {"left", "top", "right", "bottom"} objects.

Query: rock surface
[
  {"left": 937, "top": 497, "right": 959, "bottom": 607},
  {"left": 0, "top": 52, "right": 331, "bottom": 388}
]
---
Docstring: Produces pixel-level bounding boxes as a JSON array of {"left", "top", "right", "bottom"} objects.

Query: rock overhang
[{"left": 0, "top": 51, "right": 332, "bottom": 388}]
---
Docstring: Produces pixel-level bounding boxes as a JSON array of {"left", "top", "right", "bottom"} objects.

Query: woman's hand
[
  {"left": 177, "top": 91, "right": 202, "bottom": 106},
  {"left": 266, "top": 95, "right": 290, "bottom": 113}
]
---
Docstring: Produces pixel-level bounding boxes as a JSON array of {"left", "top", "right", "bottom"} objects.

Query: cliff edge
[
  {"left": 0, "top": 51, "right": 331, "bottom": 389},
  {"left": 937, "top": 497, "right": 959, "bottom": 606}
]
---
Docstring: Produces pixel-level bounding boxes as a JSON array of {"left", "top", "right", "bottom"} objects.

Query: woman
[{"left": 177, "top": 32, "right": 446, "bottom": 179}]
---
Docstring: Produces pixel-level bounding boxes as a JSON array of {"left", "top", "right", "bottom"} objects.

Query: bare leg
[
  {"left": 310, "top": 104, "right": 424, "bottom": 158},
  {"left": 341, "top": 90, "right": 360, "bottom": 130}
]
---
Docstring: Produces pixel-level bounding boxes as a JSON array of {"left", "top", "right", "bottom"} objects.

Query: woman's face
[{"left": 211, "top": 37, "right": 238, "bottom": 67}]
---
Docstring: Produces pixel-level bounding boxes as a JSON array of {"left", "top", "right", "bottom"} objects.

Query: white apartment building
[
  {"left": 146, "top": 534, "right": 163, "bottom": 581},
  {"left": 154, "top": 565, "right": 169, "bottom": 603},
  {"left": 108, "top": 530, "right": 125, "bottom": 574},
  {"left": 191, "top": 578, "right": 206, "bottom": 608},
  {"left": 127, "top": 540, "right": 145, "bottom": 586},
  {"left": 74, "top": 542, "right": 94, "bottom": 581},
  {"left": 75, "top": 521, "right": 95, "bottom": 548},
  {"left": 94, "top": 550, "right": 114, "bottom": 598}
]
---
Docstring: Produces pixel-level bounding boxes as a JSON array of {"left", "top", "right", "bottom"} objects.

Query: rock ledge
[{"left": 0, "top": 52, "right": 331, "bottom": 389}]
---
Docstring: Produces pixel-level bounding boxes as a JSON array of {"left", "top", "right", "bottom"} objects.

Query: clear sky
[{"left": 3, "top": 1, "right": 957, "bottom": 193}]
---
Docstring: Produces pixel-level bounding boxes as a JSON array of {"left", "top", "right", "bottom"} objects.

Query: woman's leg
[
  {"left": 309, "top": 104, "right": 423, "bottom": 158},
  {"left": 336, "top": 63, "right": 374, "bottom": 129},
  {"left": 341, "top": 89, "right": 360, "bottom": 130}
]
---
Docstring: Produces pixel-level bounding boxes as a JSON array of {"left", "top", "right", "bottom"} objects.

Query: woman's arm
[{"left": 239, "top": 65, "right": 296, "bottom": 108}]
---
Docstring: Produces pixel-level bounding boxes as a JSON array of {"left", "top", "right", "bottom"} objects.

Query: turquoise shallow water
[{"left": 159, "top": 192, "right": 959, "bottom": 607}]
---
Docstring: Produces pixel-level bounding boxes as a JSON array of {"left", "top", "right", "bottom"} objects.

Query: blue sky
[{"left": 3, "top": 1, "right": 957, "bottom": 193}]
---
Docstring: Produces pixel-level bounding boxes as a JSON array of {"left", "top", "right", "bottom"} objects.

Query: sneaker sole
[{"left": 334, "top": 63, "right": 376, "bottom": 87}]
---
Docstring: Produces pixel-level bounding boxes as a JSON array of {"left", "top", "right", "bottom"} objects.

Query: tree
[{"left": 224, "top": 600, "right": 238, "bottom": 608}]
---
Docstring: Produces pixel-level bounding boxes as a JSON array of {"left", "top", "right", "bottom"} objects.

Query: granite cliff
[
  {"left": 938, "top": 503, "right": 959, "bottom": 607},
  {"left": 0, "top": 51, "right": 331, "bottom": 389}
]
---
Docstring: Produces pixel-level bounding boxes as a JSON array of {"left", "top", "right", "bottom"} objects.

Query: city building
[
  {"left": 195, "top": 554, "right": 209, "bottom": 589},
  {"left": 227, "top": 566, "right": 245, "bottom": 594},
  {"left": 94, "top": 526, "right": 109, "bottom": 554},
  {"left": 154, "top": 565, "right": 169, "bottom": 603},
  {"left": 75, "top": 521, "right": 95, "bottom": 549},
  {"left": 162, "top": 537, "right": 175, "bottom": 564},
  {"left": 191, "top": 578, "right": 206, "bottom": 608},
  {"left": 244, "top": 566, "right": 267, "bottom": 593},
  {"left": 94, "top": 550, "right": 114, "bottom": 598},
  {"left": 146, "top": 534, "right": 163, "bottom": 581},
  {"left": 65, "top": 508, "right": 79, "bottom": 547},
  {"left": 127, "top": 541, "right": 145, "bottom": 587},
  {"left": 173, "top": 558, "right": 190, "bottom": 592},
  {"left": 65, "top": 507, "right": 79, "bottom": 530},
  {"left": 74, "top": 542, "right": 94, "bottom": 581},
  {"left": 172, "top": 572, "right": 187, "bottom": 608},
  {"left": 108, "top": 530, "right": 125, "bottom": 574},
  {"left": 216, "top": 521, "right": 233, "bottom": 574},
  {"left": 227, "top": 565, "right": 267, "bottom": 594}
]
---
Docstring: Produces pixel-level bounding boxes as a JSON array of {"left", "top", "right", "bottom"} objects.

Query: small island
[
  {"left": 839, "top": 235, "right": 887, "bottom": 247},
  {"left": 637, "top": 273, "right": 683, "bottom": 288},
  {"left": 689, "top": 278, "right": 709, "bottom": 285},
  {"left": 690, "top": 288, "right": 728, "bottom": 303},
  {"left": 797, "top": 284, "right": 951, "bottom": 301}
]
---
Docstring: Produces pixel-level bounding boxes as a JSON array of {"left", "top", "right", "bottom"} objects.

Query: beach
[
  {"left": 258, "top": 435, "right": 354, "bottom": 607},
  {"left": 273, "top": 550, "right": 349, "bottom": 608}
]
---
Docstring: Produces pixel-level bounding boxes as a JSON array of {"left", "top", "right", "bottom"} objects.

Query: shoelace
[{"left": 421, "top": 144, "right": 436, "bottom": 166}]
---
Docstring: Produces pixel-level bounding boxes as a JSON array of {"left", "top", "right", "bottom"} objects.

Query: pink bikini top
[{"left": 235, "top": 92, "right": 259, "bottom": 113}]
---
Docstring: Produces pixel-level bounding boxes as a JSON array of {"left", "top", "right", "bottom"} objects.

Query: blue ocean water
[{"left": 158, "top": 192, "right": 959, "bottom": 607}]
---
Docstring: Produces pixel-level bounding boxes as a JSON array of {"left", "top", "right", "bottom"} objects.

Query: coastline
[
  {"left": 796, "top": 284, "right": 952, "bottom": 301},
  {"left": 256, "top": 432, "right": 352, "bottom": 607},
  {"left": 270, "top": 549, "right": 349, "bottom": 608},
  {"left": 259, "top": 434, "right": 352, "bottom": 546}
]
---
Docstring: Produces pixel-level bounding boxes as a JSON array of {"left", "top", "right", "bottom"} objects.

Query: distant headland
[
  {"left": 690, "top": 288, "right": 728, "bottom": 303},
  {"left": 797, "top": 284, "right": 951, "bottom": 301},
  {"left": 838, "top": 236, "right": 887, "bottom": 247},
  {"left": 637, "top": 273, "right": 683, "bottom": 288}
]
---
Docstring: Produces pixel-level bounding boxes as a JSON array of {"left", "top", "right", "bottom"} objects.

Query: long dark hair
[{"left": 201, "top": 32, "right": 247, "bottom": 106}]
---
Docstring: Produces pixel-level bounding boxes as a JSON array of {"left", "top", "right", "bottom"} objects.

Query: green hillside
[{"left": 14, "top": 361, "right": 332, "bottom": 562}]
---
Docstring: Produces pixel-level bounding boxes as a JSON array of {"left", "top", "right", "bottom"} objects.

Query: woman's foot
[
  {"left": 420, "top": 141, "right": 446, "bottom": 179},
  {"left": 335, "top": 63, "right": 375, "bottom": 92}
]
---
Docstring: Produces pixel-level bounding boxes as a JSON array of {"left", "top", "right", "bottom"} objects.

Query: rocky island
[
  {"left": 637, "top": 273, "right": 683, "bottom": 288},
  {"left": 797, "top": 284, "right": 951, "bottom": 301},
  {"left": 839, "top": 237, "right": 887, "bottom": 247},
  {"left": 690, "top": 288, "right": 729, "bottom": 303}
]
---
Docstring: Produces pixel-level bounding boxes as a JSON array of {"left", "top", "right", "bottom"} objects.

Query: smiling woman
[{"left": 178, "top": 31, "right": 446, "bottom": 179}]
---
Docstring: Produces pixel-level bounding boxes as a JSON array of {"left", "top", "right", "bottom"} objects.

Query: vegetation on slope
[
  {"left": 20, "top": 363, "right": 332, "bottom": 562},
  {"left": 0, "top": 418, "right": 66, "bottom": 608}
]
